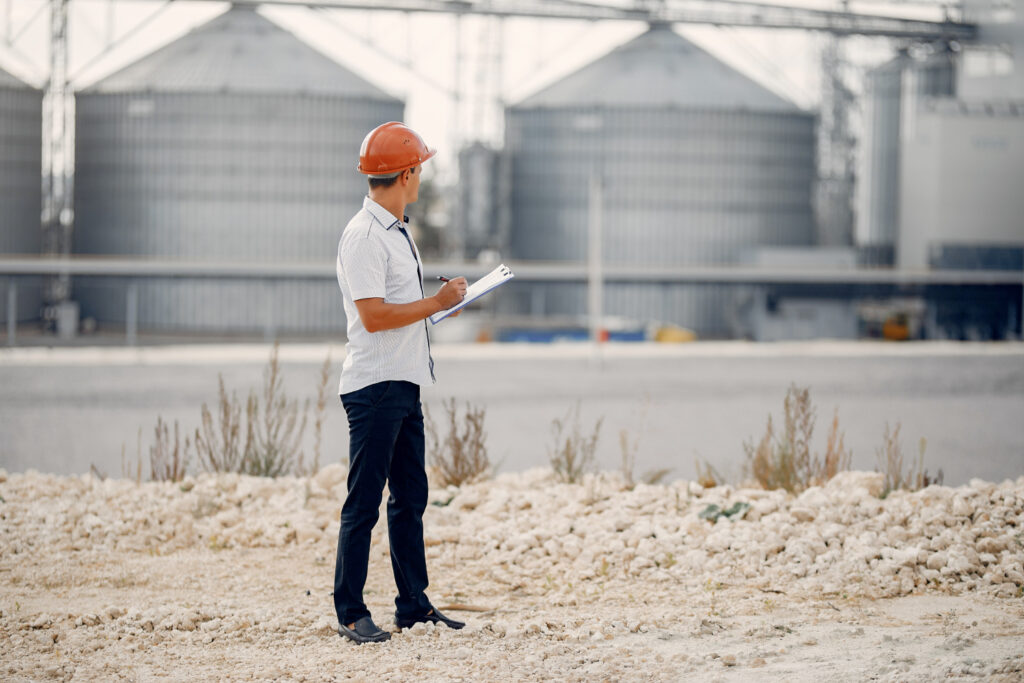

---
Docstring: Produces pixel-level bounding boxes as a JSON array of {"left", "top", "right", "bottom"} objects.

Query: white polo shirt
[{"left": 336, "top": 196, "right": 435, "bottom": 395}]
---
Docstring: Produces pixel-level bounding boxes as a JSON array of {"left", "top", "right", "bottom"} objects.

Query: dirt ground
[{"left": 2, "top": 467, "right": 1022, "bottom": 681}]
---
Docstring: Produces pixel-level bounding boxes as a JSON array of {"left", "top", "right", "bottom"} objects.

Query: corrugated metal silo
[
  {"left": 504, "top": 25, "right": 816, "bottom": 336},
  {"left": 73, "top": 5, "right": 403, "bottom": 333},
  {"left": 0, "top": 65, "right": 43, "bottom": 324},
  {"left": 856, "top": 47, "right": 956, "bottom": 263},
  {"left": 856, "top": 51, "right": 910, "bottom": 256}
]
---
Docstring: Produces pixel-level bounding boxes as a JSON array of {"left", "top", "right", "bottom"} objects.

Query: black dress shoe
[
  {"left": 395, "top": 606, "right": 465, "bottom": 630},
  {"left": 338, "top": 616, "right": 391, "bottom": 644}
]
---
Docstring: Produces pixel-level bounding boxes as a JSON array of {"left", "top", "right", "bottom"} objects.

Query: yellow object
[
  {"left": 654, "top": 325, "right": 697, "bottom": 343},
  {"left": 882, "top": 314, "right": 910, "bottom": 341}
]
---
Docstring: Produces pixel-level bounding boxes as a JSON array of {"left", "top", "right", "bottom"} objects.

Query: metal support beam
[
  {"left": 1, "top": 256, "right": 1021, "bottom": 287},
  {"left": 6, "top": 278, "right": 16, "bottom": 347},
  {"left": 42, "top": 0, "right": 73, "bottom": 324},
  {"left": 158, "top": 0, "right": 976, "bottom": 41},
  {"left": 588, "top": 172, "right": 603, "bottom": 346},
  {"left": 125, "top": 282, "right": 138, "bottom": 346}
]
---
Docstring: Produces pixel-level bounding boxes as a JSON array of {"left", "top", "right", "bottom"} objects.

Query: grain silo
[
  {"left": 504, "top": 24, "right": 816, "bottom": 336},
  {"left": 856, "top": 50, "right": 910, "bottom": 262},
  {"left": 855, "top": 46, "right": 956, "bottom": 264},
  {"left": 73, "top": 5, "right": 403, "bottom": 333},
  {"left": 0, "top": 65, "right": 43, "bottom": 325}
]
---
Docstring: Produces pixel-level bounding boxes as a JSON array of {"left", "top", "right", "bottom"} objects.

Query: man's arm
[{"left": 355, "top": 277, "right": 468, "bottom": 333}]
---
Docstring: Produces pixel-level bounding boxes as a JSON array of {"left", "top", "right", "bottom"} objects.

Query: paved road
[{"left": 2, "top": 342, "right": 1022, "bottom": 486}]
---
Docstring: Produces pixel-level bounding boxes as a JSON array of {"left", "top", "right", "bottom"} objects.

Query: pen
[{"left": 436, "top": 276, "right": 451, "bottom": 282}]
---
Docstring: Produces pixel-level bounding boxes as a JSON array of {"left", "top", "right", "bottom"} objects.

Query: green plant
[
  {"left": 548, "top": 403, "right": 602, "bottom": 484},
  {"left": 743, "top": 385, "right": 852, "bottom": 493},
  {"left": 425, "top": 398, "right": 492, "bottom": 487},
  {"left": 150, "top": 416, "right": 190, "bottom": 482},
  {"left": 876, "top": 422, "right": 940, "bottom": 496}
]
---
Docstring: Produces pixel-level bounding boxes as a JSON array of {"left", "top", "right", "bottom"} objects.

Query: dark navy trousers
[{"left": 334, "top": 380, "right": 432, "bottom": 625}]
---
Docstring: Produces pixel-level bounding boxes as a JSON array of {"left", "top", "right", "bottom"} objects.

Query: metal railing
[{"left": 2, "top": 255, "right": 1022, "bottom": 345}]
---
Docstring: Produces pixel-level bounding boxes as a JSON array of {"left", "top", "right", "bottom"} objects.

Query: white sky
[{"left": 0, "top": 0, "right": 942, "bottom": 177}]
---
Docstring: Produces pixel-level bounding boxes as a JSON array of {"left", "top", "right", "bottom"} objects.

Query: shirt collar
[{"left": 363, "top": 196, "right": 405, "bottom": 230}]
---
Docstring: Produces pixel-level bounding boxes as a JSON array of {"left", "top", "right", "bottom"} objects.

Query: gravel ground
[{"left": 1, "top": 466, "right": 1023, "bottom": 682}]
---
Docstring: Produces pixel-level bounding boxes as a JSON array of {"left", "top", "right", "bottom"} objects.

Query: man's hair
[{"left": 367, "top": 166, "right": 415, "bottom": 190}]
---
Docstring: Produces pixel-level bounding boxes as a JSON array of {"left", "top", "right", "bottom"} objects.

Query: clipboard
[{"left": 430, "top": 264, "right": 515, "bottom": 324}]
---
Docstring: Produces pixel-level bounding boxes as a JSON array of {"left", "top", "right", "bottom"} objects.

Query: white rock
[
  {"left": 790, "top": 507, "right": 816, "bottom": 523},
  {"left": 827, "top": 471, "right": 884, "bottom": 498}
]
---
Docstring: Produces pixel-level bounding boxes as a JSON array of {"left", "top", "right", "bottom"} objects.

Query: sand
[{"left": 1, "top": 466, "right": 1022, "bottom": 682}]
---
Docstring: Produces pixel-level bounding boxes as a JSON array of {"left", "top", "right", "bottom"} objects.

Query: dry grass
[
  {"left": 155, "top": 343, "right": 331, "bottom": 479},
  {"left": 309, "top": 352, "right": 332, "bottom": 476},
  {"left": 744, "top": 384, "right": 852, "bottom": 494},
  {"left": 194, "top": 375, "right": 250, "bottom": 474},
  {"left": 876, "top": 422, "right": 941, "bottom": 496},
  {"left": 695, "top": 459, "right": 723, "bottom": 488},
  {"left": 150, "top": 416, "right": 189, "bottom": 483},
  {"left": 618, "top": 398, "right": 650, "bottom": 489},
  {"left": 121, "top": 429, "right": 143, "bottom": 484},
  {"left": 549, "top": 404, "right": 603, "bottom": 484},
  {"left": 247, "top": 343, "right": 308, "bottom": 477},
  {"left": 425, "top": 398, "right": 491, "bottom": 487}
]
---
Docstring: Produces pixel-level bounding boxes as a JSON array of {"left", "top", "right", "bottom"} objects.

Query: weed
[
  {"left": 425, "top": 398, "right": 492, "bottom": 487},
  {"left": 120, "top": 430, "right": 143, "bottom": 483},
  {"left": 695, "top": 458, "right": 723, "bottom": 488},
  {"left": 150, "top": 416, "right": 189, "bottom": 483},
  {"left": 823, "top": 410, "right": 853, "bottom": 482},
  {"left": 194, "top": 375, "right": 250, "bottom": 474},
  {"left": 549, "top": 403, "right": 603, "bottom": 484},
  {"left": 743, "top": 385, "right": 852, "bottom": 493},
  {"left": 877, "top": 423, "right": 940, "bottom": 496},
  {"left": 641, "top": 467, "right": 673, "bottom": 485},
  {"left": 310, "top": 352, "right": 332, "bottom": 477},
  {"left": 619, "top": 397, "right": 649, "bottom": 488},
  {"left": 247, "top": 343, "right": 308, "bottom": 477},
  {"left": 89, "top": 463, "right": 107, "bottom": 481},
  {"left": 620, "top": 428, "right": 638, "bottom": 489}
]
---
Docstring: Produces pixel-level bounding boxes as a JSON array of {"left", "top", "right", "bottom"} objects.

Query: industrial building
[
  {"left": 502, "top": 24, "right": 817, "bottom": 337},
  {"left": 851, "top": 0, "right": 1024, "bottom": 340},
  {"left": 2, "top": 0, "right": 1020, "bottom": 343},
  {"left": 0, "top": 65, "right": 42, "bottom": 325},
  {"left": 72, "top": 5, "right": 403, "bottom": 334}
]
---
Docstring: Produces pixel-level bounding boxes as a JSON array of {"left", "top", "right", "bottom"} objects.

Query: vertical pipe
[
  {"left": 7, "top": 278, "right": 16, "bottom": 346},
  {"left": 126, "top": 282, "right": 138, "bottom": 346},
  {"left": 264, "top": 282, "right": 276, "bottom": 343},
  {"left": 588, "top": 172, "right": 603, "bottom": 348}
]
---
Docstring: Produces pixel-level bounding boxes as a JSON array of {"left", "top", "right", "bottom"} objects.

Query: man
[{"left": 333, "top": 122, "right": 469, "bottom": 644}]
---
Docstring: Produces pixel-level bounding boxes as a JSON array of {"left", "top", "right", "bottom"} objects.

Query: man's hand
[{"left": 434, "top": 277, "right": 468, "bottom": 310}]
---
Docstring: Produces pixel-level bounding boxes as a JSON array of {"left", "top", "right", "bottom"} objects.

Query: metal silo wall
[
  {"left": 858, "top": 58, "right": 906, "bottom": 249},
  {"left": 506, "top": 106, "right": 815, "bottom": 336},
  {"left": 73, "top": 91, "right": 402, "bottom": 332},
  {"left": 0, "top": 83, "right": 43, "bottom": 323}
]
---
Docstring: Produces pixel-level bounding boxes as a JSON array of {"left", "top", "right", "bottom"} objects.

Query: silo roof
[
  {"left": 0, "top": 64, "right": 34, "bottom": 90},
  {"left": 517, "top": 24, "right": 799, "bottom": 112},
  {"left": 85, "top": 5, "right": 399, "bottom": 100}
]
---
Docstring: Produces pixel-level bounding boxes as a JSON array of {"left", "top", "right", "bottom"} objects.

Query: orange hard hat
[{"left": 357, "top": 121, "right": 437, "bottom": 176}]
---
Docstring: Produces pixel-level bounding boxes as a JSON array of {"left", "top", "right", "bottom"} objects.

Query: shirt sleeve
[{"left": 341, "top": 233, "right": 388, "bottom": 301}]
